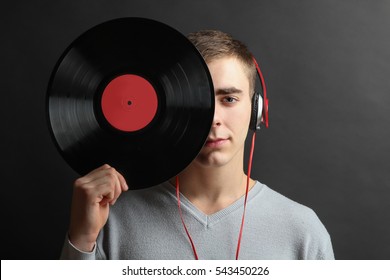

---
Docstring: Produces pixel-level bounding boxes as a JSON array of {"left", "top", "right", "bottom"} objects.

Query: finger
[
  {"left": 79, "top": 175, "right": 117, "bottom": 203},
  {"left": 75, "top": 164, "right": 112, "bottom": 185},
  {"left": 108, "top": 170, "right": 123, "bottom": 205},
  {"left": 74, "top": 165, "right": 124, "bottom": 205},
  {"left": 116, "top": 170, "right": 129, "bottom": 191}
]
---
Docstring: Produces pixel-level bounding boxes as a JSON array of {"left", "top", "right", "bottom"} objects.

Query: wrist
[{"left": 68, "top": 233, "right": 97, "bottom": 252}]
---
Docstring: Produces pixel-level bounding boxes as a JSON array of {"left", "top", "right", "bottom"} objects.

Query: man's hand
[{"left": 68, "top": 164, "right": 128, "bottom": 252}]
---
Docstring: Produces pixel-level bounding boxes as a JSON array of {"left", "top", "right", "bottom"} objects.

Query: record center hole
[{"left": 127, "top": 100, "right": 132, "bottom": 106}]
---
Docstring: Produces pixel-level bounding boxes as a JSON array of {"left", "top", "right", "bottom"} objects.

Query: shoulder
[
  {"left": 251, "top": 182, "right": 334, "bottom": 259},
  {"left": 256, "top": 182, "right": 323, "bottom": 225}
]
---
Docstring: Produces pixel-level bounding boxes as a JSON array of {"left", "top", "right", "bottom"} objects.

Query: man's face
[{"left": 195, "top": 56, "right": 252, "bottom": 167}]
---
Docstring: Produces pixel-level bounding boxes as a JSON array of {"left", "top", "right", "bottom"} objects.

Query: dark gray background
[{"left": 1, "top": 0, "right": 389, "bottom": 259}]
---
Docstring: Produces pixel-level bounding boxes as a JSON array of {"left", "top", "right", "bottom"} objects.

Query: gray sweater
[{"left": 61, "top": 181, "right": 334, "bottom": 259}]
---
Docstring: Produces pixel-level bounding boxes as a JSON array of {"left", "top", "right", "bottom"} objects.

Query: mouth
[{"left": 204, "top": 138, "right": 229, "bottom": 148}]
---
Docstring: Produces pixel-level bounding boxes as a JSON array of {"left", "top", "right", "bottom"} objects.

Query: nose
[{"left": 212, "top": 102, "right": 222, "bottom": 128}]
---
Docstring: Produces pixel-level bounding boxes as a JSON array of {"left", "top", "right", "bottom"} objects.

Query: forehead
[{"left": 207, "top": 57, "right": 250, "bottom": 92}]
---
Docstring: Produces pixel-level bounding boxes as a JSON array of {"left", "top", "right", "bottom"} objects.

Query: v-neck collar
[{"left": 162, "top": 181, "right": 264, "bottom": 227}]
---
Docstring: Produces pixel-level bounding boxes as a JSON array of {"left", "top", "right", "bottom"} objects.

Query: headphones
[{"left": 249, "top": 57, "right": 269, "bottom": 131}]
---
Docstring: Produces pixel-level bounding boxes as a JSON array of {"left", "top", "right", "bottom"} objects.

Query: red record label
[{"left": 101, "top": 74, "right": 158, "bottom": 132}]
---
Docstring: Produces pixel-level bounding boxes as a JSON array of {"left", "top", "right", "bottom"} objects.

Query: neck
[{"left": 173, "top": 150, "right": 255, "bottom": 215}]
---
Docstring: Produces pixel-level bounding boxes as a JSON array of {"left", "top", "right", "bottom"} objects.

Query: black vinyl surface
[{"left": 47, "top": 18, "right": 214, "bottom": 188}]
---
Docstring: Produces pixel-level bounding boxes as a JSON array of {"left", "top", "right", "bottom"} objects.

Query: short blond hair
[{"left": 187, "top": 30, "right": 256, "bottom": 94}]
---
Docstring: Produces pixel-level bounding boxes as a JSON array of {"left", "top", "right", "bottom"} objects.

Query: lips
[{"left": 204, "top": 138, "right": 228, "bottom": 148}]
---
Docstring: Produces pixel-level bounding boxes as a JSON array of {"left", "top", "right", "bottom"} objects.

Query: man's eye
[{"left": 223, "top": 97, "right": 237, "bottom": 103}]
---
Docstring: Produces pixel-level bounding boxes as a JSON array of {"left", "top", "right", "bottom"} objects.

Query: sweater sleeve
[
  {"left": 60, "top": 235, "right": 97, "bottom": 260},
  {"left": 319, "top": 235, "right": 335, "bottom": 260},
  {"left": 302, "top": 209, "right": 335, "bottom": 260}
]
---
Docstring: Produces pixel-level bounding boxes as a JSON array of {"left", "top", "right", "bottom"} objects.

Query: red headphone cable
[
  {"left": 175, "top": 131, "right": 256, "bottom": 260},
  {"left": 176, "top": 176, "right": 199, "bottom": 260}
]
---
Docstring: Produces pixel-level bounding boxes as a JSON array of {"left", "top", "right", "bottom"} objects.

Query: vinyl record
[{"left": 47, "top": 17, "right": 214, "bottom": 189}]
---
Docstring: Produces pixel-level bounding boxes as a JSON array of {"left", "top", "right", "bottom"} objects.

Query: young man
[{"left": 61, "top": 30, "right": 334, "bottom": 259}]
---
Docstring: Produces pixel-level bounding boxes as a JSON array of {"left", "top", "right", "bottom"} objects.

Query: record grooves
[{"left": 47, "top": 18, "right": 214, "bottom": 188}]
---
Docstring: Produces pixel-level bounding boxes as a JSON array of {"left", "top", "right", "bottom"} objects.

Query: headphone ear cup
[{"left": 250, "top": 92, "right": 263, "bottom": 131}]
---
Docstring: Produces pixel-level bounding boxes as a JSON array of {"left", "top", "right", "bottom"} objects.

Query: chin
[{"left": 194, "top": 152, "right": 231, "bottom": 168}]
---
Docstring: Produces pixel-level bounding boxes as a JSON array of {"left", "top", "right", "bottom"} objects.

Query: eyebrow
[{"left": 215, "top": 87, "right": 243, "bottom": 95}]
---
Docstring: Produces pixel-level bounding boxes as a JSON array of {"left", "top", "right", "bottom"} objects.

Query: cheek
[{"left": 226, "top": 105, "right": 251, "bottom": 134}]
